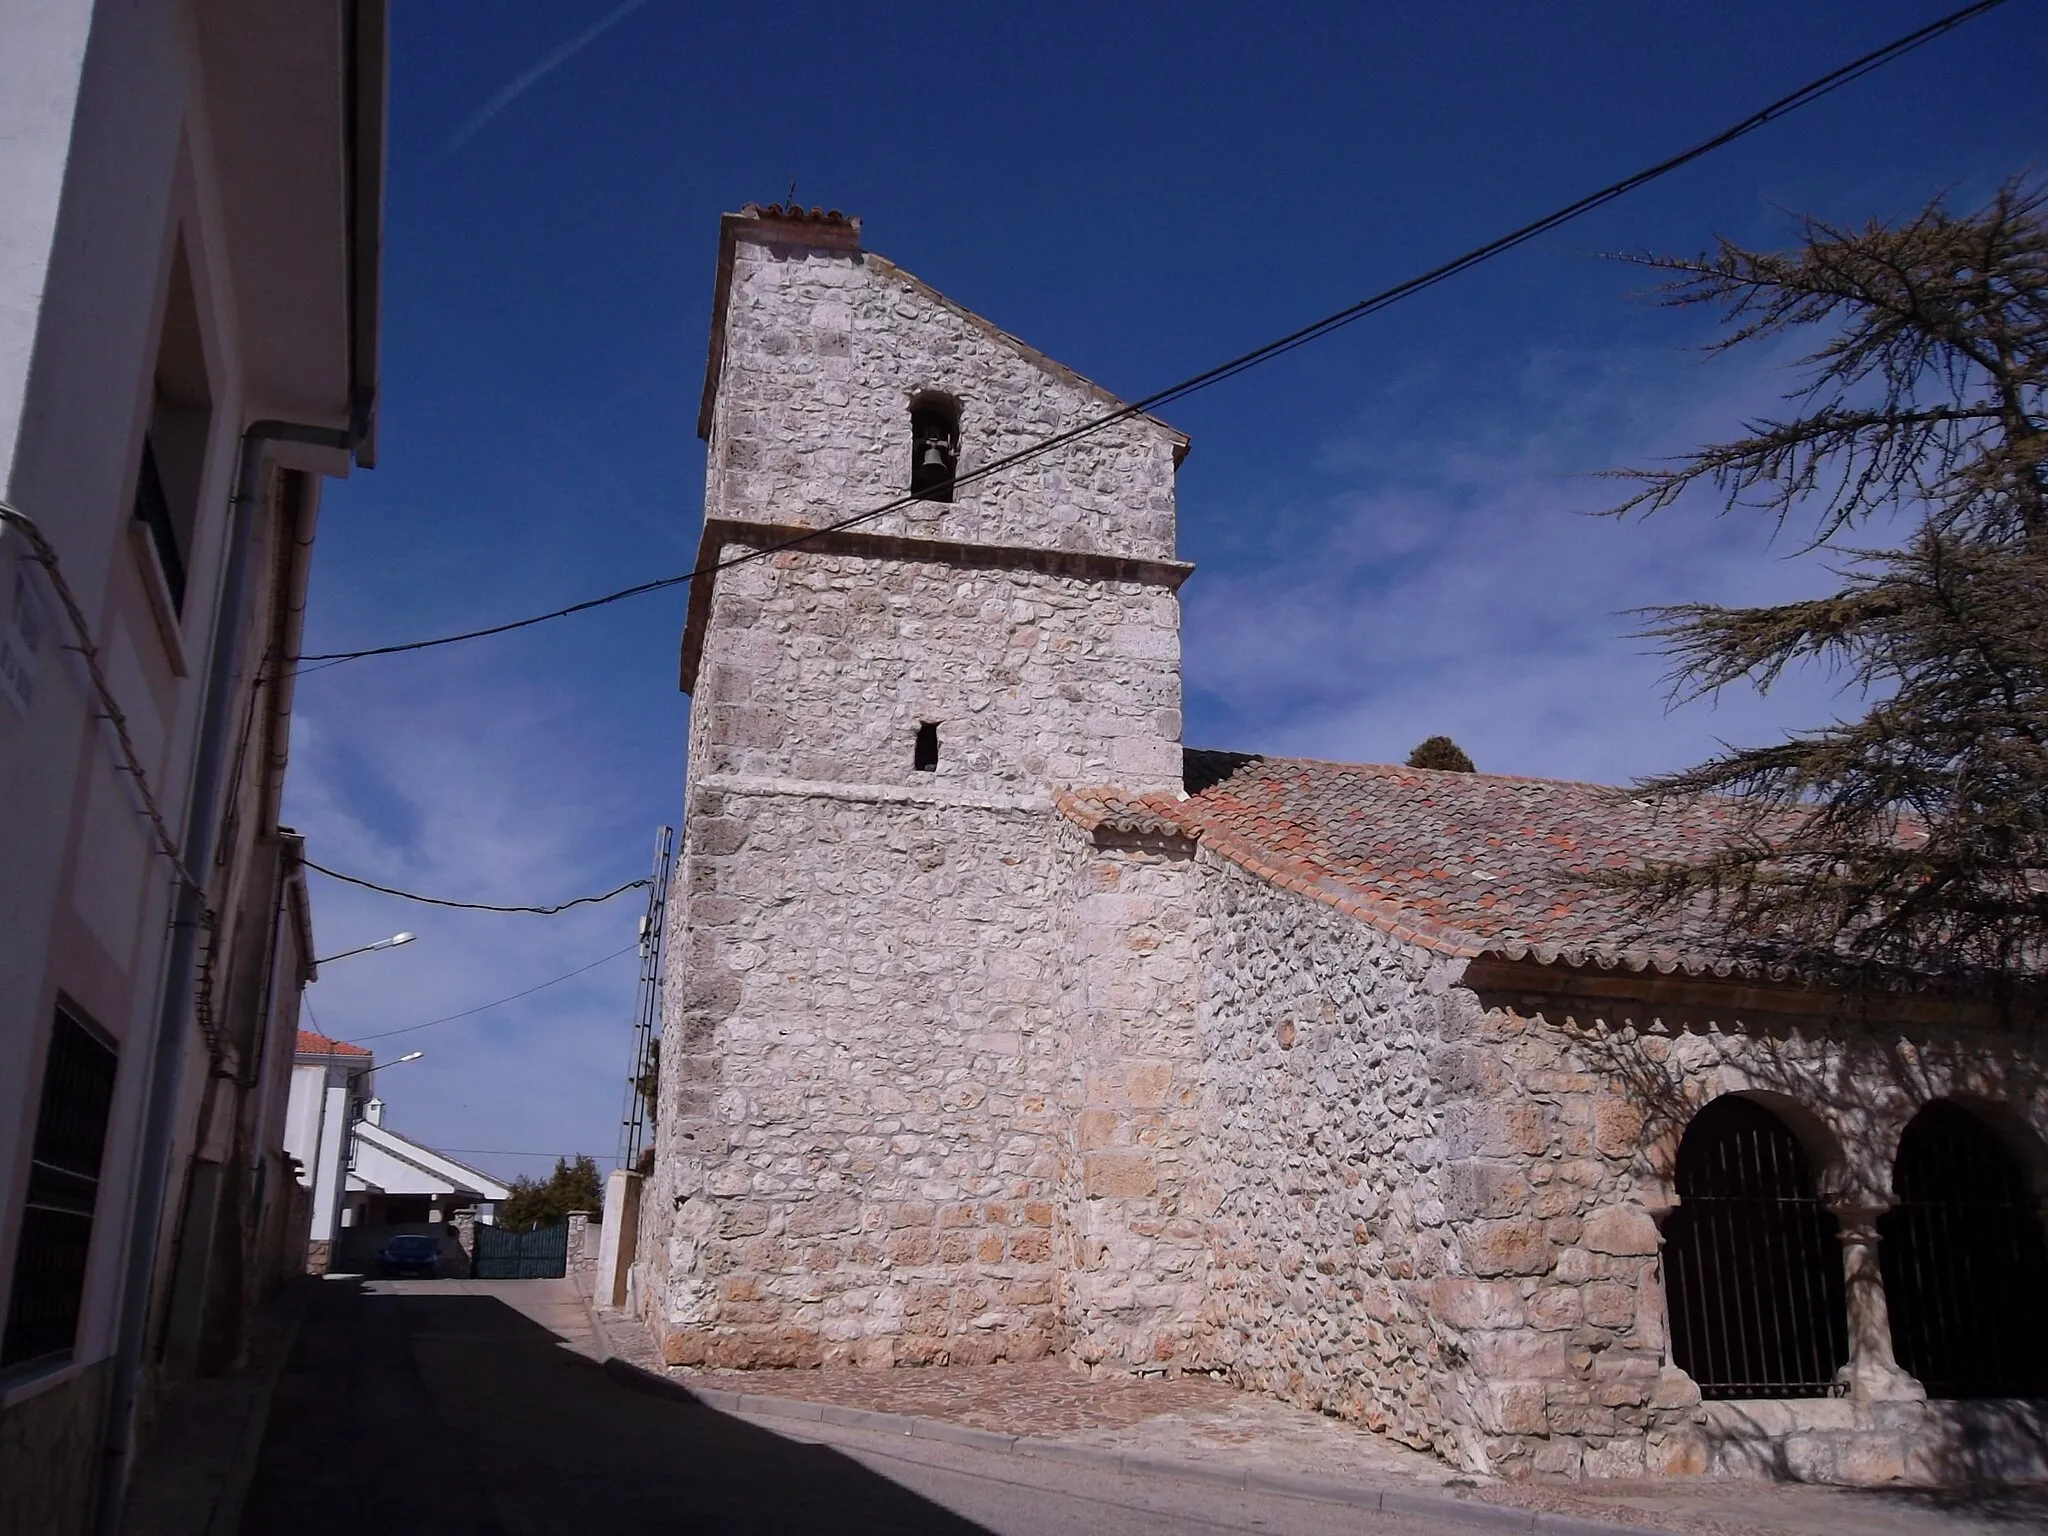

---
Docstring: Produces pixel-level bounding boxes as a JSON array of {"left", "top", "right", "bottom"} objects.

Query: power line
[
  {"left": 345, "top": 943, "right": 638, "bottom": 1044},
  {"left": 429, "top": 1148, "right": 612, "bottom": 1158},
  {"left": 305, "top": 858, "right": 648, "bottom": 914},
  {"left": 292, "top": 0, "right": 2011, "bottom": 672}
]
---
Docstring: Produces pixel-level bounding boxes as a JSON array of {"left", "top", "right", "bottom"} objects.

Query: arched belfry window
[
  {"left": 1879, "top": 1102, "right": 2048, "bottom": 1398},
  {"left": 910, "top": 395, "right": 960, "bottom": 503},
  {"left": 1662, "top": 1097, "right": 1848, "bottom": 1399}
]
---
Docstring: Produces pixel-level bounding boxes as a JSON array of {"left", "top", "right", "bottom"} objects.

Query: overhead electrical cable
[
  {"left": 344, "top": 943, "right": 638, "bottom": 1044},
  {"left": 305, "top": 858, "right": 647, "bottom": 913},
  {"left": 293, "top": 0, "right": 2011, "bottom": 672}
]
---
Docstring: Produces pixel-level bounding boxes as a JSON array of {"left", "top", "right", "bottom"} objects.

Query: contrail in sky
[{"left": 442, "top": 0, "right": 647, "bottom": 155}]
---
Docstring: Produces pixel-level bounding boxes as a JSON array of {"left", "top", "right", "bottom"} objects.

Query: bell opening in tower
[{"left": 909, "top": 397, "right": 960, "bottom": 503}]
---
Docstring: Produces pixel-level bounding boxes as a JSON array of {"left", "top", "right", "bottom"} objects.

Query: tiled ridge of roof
[
  {"left": 1059, "top": 753, "right": 1774, "bottom": 979},
  {"left": 737, "top": 201, "right": 857, "bottom": 229},
  {"left": 296, "top": 1029, "right": 371, "bottom": 1058}
]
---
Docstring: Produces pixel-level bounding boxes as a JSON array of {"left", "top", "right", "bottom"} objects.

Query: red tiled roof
[
  {"left": 1060, "top": 753, "right": 1766, "bottom": 977},
  {"left": 296, "top": 1029, "right": 371, "bottom": 1058}
]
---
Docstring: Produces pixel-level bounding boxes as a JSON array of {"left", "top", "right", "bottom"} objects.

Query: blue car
[{"left": 375, "top": 1233, "right": 441, "bottom": 1278}]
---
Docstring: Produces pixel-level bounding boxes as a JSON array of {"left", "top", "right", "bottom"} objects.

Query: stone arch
[
  {"left": 1879, "top": 1098, "right": 2048, "bottom": 1398},
  {"left": 1661, "top": 1094, "right": 1849, "bottom": 1399}
]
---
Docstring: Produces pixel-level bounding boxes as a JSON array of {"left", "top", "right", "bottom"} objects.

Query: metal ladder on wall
[{"left": 615, "top": 825, "right": 673, "bottom": 1173}]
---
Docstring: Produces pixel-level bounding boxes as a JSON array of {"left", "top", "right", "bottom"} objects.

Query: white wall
[{"left": 0, "top": 0, "right": 95, "bottom": 490}]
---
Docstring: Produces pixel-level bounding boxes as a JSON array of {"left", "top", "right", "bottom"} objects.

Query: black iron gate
[
  {"left": 1662, "top": 1097, "right": 1848, "bottom": 1399},
  {"left": 1880, "top": 1102, "right": 2048, "bottom": 1398},
  {"left": 471, "top": 1221, "right": 568, "bottom": 1279}
]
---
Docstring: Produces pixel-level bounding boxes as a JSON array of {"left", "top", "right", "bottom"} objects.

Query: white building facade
[
  {"left": 281, "top": 1036, "right": 511, "bottom": 1274},
  {"left": 0, "top": 5, "right": 384, "bottom": 1531}
]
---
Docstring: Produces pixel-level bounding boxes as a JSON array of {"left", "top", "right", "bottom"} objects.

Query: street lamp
[{"left": 314, "top": 931, "right": 417, "bottom": 966}]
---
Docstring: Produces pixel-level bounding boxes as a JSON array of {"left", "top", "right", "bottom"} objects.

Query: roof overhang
[
  {"left": 193, "top": 0, "right": 385, "bottom": 466},
  {"left": 1461, "top": 952, "right": 2027, "bottom": 1035},
  {"left": 354, "top": 1120, "right": 513, "bottom": 1202}
]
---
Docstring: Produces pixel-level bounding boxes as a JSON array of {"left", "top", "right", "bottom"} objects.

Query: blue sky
[{"left": 283, "top": 1, "right": 2047, "bottom": 1183}]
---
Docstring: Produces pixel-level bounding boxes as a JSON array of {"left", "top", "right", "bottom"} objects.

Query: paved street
[
  {"left": 238, "top": 1279, "right": 1466, "bottom": 1536},
  {"left": 236, "top": 1279, "right": 2048, "bottom": 1536}
]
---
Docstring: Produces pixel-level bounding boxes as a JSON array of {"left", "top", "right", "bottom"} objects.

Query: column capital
[{"left": 1823, "top": 1195, "right": 1894, "bottom": 1242}]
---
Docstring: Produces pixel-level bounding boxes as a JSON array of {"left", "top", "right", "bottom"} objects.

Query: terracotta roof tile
[
  {"left": 1061, "top": 752, "right": 1780, "bottom": 977},
  {"left": 296, "top": 1029, "right": 371, "bottom": 1058}
]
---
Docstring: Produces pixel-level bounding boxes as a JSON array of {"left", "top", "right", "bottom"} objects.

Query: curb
[{"left": 594, "top": 1350, "right": 1671, "bottom": 1536}]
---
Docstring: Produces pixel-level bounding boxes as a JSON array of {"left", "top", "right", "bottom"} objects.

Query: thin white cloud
[
  {"left": 284, "top": 651, "right": 661, "bottom": 1181},
  {"left": 441, "top": 0, "right": 647, "bottom": 155},
  {"left": 1182, "top": 337, "right": 1884, "bottom": 786}
]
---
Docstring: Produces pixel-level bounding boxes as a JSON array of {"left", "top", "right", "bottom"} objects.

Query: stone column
[
  {"left": 1829, "top": 1201, "right": 1924, "bottom": 1404},
  {"left": 452, "top": 1208, "right": 477, "bottom": 1259}
]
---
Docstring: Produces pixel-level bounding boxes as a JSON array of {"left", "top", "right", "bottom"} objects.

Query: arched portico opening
[
  {"left": 1662, "top": 1095, "right": 1849, "bottom": 1398},
  {"left": 1880, "top": 1100, "right": 2048, "bottom": 1398}
]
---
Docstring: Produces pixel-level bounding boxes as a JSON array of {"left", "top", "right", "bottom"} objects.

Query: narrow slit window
[
  {"left": 910, "top": 398, "right": 959, "bottom": 503},
  {"left": 913, "top": 722, "right": 939, "bottom": 772}
]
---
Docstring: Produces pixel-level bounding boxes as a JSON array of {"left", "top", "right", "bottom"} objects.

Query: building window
[
  {"left": 909, "top": 395, "right": 960, "bottom": 503},
  {"left": 1661, "top": 1096, "right": 1848, "bottom": 1399},
  {"left": 133, "top": 435, "right": 185, "bottom": 611},
  {"left": 2, "top": 1007, "right": 119, "bottom": 1369},
  {"left": 913, "top": 721, "right": 939, "bottom": 772},
  {"left": 1880, "top": 1101, "right": 2048, "bottom": 1398},
  {"left": 132, "top": 239, "right": 213, "bottom": 617}
]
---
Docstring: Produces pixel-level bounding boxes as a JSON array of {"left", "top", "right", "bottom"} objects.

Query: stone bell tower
[{"left": 639, "top": 204, "right": 1193, "bottom": 1369}]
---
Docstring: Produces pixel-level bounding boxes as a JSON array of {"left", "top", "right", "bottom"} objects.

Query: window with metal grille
[
  {"left": 1661, "top": 1096, "right": 1848, "bottom": 1399},
  {"left": 1879, "top": 1101, "right": 2048, "bottom": 1399},
  {"left": 2, "top": 1007, "right": 119, "bottom": 1369}
]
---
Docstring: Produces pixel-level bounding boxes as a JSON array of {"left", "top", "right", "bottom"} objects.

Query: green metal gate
[{"left": 471, "top": 1220, "right": 568, "bottom": 1279}]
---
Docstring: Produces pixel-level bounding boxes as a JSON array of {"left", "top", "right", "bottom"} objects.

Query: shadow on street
[{"left": 239, "top": 1279, "right": 993, "bottom": 1535}]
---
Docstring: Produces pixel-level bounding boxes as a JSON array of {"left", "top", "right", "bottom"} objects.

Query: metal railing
[{"left": 1881, "top": 1101, "right": 2048, "bottom": 1399}]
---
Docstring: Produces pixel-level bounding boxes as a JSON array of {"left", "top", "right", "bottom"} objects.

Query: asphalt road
[{"left": 237, "top": 1279, "right": 1471, "bottom": 1536}]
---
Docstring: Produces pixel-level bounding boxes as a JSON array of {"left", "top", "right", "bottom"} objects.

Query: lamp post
[{"left": 314, "top": 931, "right": 416, "bottom": 966}]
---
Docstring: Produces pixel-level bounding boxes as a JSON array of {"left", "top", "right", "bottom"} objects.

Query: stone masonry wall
[
  {"left": 1194, "top": 853, "right": 1483, "bottom": 1463},
  {"left": 0, "top": 1360, "right": 109, "bottom": 1536},
  {"left": 1455, "top": 972, "right": 2048, "bottom": 1484},
  {"left": 705, "top": 233, "right": 1183, "bottom": 560},
  {"left": 692, "top": 549, "right": 1183, "bottom": 796},
  {"left": 1050, "top": 816, "right": 1214, "bottom": 1374},
  {"left": 646, "top": 789, "right": 1066, "bottom": 1368},
  {"left": 1189, "top": 851, "right": 2048, "bottom": 1483}
]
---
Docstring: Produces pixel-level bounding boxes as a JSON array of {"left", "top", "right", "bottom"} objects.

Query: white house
[
  {"left": 0, "top": 5, "right": 384, "bottom": 1531},
  {"left": 282, "top": 1034, "right": 509, "bottom": 1274},
  {"left": 284, "top": 1030, "right": 375, "bottom": 1274},
  {"left": 347, "top": 1107, "right": 510, "bottom": 1231}
]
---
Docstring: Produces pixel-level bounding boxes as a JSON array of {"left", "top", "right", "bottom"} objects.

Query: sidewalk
[
  {"left": 118, "top": 1279, "right": 310, "bottom": 1536},
  {"left": 588, "top": 1307, "right": 2048, "bottom": 1536}
]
